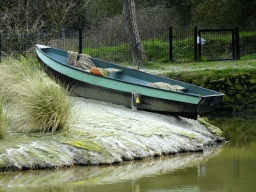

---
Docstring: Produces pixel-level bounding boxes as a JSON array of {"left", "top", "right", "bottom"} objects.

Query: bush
[{"left": 0, "top": 56, "right": 76, "bottom": 133}]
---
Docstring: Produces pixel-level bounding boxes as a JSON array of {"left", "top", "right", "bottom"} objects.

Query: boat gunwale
[{"left": 35, "top": 44, "right": 224, "bottom": 99}]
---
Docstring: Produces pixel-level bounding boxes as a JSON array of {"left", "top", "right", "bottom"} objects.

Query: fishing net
[
  {"left": 67, "top": 51, "right": 96, "bottom": 70},
  {"left": 147, "top": 82, "right": 183, "bottom": 92},
  {"left": 77, "top": 54, "right": 97, "bottom": 70},
  {"left": 67, "top": 51, "right": 110, "bottom": 76},
  {"left": 67, "top": 51, "right": 78, "bottom": 66}
]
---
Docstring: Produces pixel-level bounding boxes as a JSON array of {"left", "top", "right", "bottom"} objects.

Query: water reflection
[
  {"left": 197, "top": 164, "right": 206, "bottom": 177},
  {"left": 233, "top": 156, "right": 240, "bottom": 180},
  {"left": 208, "top": 115, "right": 256, "bottom": 147}
]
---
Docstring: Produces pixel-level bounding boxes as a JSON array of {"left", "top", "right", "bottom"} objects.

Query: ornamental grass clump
[
  {"left": 0, "top": 56, "right": 76, "bottom": 133},
  {"left": 0, "top": 93, "right": 9, "bottom": 138}
]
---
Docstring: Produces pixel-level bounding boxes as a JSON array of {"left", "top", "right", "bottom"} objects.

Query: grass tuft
[
  {"left": 0, "top": 93, "right": 9, "bottom": 139},
  {"left": 0, "top": 56, "right": 76, "bottom": 133}
]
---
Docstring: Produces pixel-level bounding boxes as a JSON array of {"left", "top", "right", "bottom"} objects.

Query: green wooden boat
[{"left": 36, "top": 44, "right": 224, "bottom": 119}]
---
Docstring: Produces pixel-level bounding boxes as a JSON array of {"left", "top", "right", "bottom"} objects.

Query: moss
[
  {"left": 165, "top": 69, "right": 256, "bottom": 114},
  {"left": 198, "top": 117, "right": 223, "bottom": 137},
  {"left": 179, "top": 132, "right": 202, "bottom": 142},
  {"left": 236, "top": 94, "right": 242, "bottom": 99},
  {"left": 62, "top": 139, "right": 105, "bottom": 154},
  {"left": 235, "top": 84, "right": 243, "bottom": 91}
]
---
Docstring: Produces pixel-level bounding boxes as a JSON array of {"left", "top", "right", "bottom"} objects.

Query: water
[
  {"left": 1, "top": 115, "right": 256, "bottom": 192},
  {"left": 0, "top": 141, "right": 255, "bottom": 192}
]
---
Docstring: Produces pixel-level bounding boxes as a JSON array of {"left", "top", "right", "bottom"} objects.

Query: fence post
[
  {"left": 235, "top": 27, "right": 240, "bottom": 60},
  {"left": 232, "top": 28, "right": 235, "bottom": 60},
  {"left": 198, "top": 30, "right": 201, "bottom": 60},
  {"left": 194, "top": 26, "right": 197, "bottom": 61},
  {"left": 79, "top": 27, "right": 82, "bottom": 54},
  {"left": 169, "top": 27, "right": 173, "bottom": 61}
]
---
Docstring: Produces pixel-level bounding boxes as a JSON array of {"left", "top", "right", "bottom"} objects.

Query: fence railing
[{"left": 1, "top": 27, "right": 256, "bottom": 63}]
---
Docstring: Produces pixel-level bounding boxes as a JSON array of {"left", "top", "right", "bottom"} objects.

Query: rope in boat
[
  {"left": 77, "top": 53, "right": 97, "bottom": 69},
  {"left": 147, "top": 82, "right": 183, "bottom": 92},
  {"left": 67, "top": 51, "right": 96, "bottom": 70}
]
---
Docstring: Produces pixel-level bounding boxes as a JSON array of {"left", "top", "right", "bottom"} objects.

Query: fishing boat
[{"left": 36, "top": 44, "right": 224, "bottom": 119}]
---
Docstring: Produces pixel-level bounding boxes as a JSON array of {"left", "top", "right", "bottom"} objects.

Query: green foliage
[
  {"left": 192, "top": 0, "right": 256, "bottom": 28},
  {"left": 168, "top": 68, "right": 256, "bottom": 113},
  {"left": 87, "top": 0, "right": 122, "bottom": 27},
  {"left": 165, "top": 0, "right": 204, "bottom": 26}
]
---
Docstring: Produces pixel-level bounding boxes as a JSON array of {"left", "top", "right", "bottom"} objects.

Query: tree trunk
[{"left": 122, "top": 0, "right": 146, "bottom": 68}]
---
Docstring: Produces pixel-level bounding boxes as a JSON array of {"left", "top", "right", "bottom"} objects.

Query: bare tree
[
  {"left": 0, "top": 0, "right": 75, "bottom": 52},
  {"left": 36, "top": 0, "right": 75, "bottom": 43},
  {"left": 122, "top": 0, "right": 146, "bottom": 68},
  {"left": 1, "top": 0, "right": 45, "bottom": 32},
  {"left": 0, "top": 0, "right": 45, "bottom": 53}
]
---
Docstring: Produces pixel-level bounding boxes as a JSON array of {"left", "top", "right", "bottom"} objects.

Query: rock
[{"left": 0, "top": 97, "right": 224, "bottom": 171}]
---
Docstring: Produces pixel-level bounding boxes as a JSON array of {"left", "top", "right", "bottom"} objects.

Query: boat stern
[{"left": 197, "top": 94, "right": 224, "bottom": 116}]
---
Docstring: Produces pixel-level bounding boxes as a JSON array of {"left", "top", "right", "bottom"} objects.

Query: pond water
[{"left": 1, "top": 117, "right": 256, "bottom": 192}]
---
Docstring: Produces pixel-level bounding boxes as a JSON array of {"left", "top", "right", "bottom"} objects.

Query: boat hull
[{"left": 36, "top": 45, "right": 224, "bottom": 119}]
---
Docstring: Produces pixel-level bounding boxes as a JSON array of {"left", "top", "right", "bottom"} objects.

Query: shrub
[{"left": 0, "top": 56, "right": 76, "bottom": 133}]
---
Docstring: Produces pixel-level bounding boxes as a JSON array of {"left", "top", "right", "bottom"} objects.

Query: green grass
[
  {"left": 0, "top": 56, "right": 76, "bottom": 133},
  {"left": 79, "top": 29, "right": 256, "bottom": 64},
  {"left": 82, "top": 39, "right": 170, "bottom": 63}
]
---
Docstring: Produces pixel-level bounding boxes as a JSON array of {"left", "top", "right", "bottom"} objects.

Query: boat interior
[{"left": 39, "top": 46, "right": 223, "bottom": 97}]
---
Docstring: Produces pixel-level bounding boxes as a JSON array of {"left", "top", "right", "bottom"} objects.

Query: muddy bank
[{"left": 0, "top": 97, "right": 224, "bottom": 171}]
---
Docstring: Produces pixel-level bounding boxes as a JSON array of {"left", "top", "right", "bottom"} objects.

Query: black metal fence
[
  {"left": 197, "top": 28, "right": 239, "bottom": 61},
  {"left": 1, "top": 27, "right": 256, "bottom": 63}
]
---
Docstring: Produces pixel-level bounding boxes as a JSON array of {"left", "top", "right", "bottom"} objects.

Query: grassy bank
[{"left": 141, "top": 59, "right": 256, "bottom": 115}]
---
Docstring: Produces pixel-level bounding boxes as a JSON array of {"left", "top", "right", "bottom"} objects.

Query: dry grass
[
  {"left": 0, "top": 93, "right": 9, "bottom": 138},
  {"left": 0, "top": 56, "right": 76, "bottom": 133}
]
